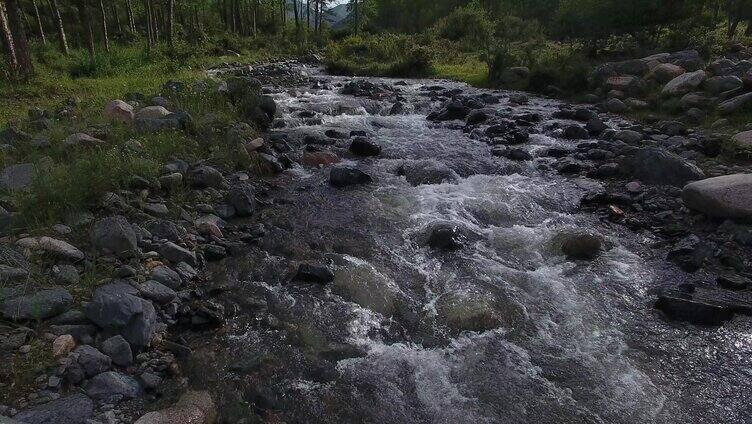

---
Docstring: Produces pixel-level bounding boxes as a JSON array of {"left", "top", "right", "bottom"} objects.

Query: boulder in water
[
  {"left": 295, "top": 264, "right": 335, "bottom": 284},
  {"left": 349, "top": 138, "right": 381, "bottom": 157},
  {"left": 655, "top": 295, "right": 733, "bottom": 326},
  {"left": 329, "top": 166, "right": 373, "bottom": 187},
  {"left": 399, "top": 160, "right": 458, "bottom": 186}
]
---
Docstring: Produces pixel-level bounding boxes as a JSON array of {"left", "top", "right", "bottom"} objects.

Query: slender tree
[
  {"left": 111, "top": 1, "right": 122, "bottom": 35},
  {"left": 77, "top": 0, "right": 95, "bottom": 66},
  {"left": 5, "top": 0, "right": 33, "bottom": 76},
  {"left": 0, "top": 1, "right": 17, "bottom": 73},
  {"left": 47, "top": 0, "right": 67, "bottom": 54},
  {"left": 144, "top": 0, "right": 154, "bottom": 49},
  {"left": 99, "top": 0, "right": 110, "bottom": 52},
  {"left": 31, "top": 0, "right": 46, "bottom": 44},
  {"left": 126, "top": 0, "right": 136, "bottom": 33},
  {"left": 167, "top": 0, "right": 174, "bottom": 48}
]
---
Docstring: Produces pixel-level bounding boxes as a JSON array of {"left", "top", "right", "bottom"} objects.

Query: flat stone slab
[{"left": 682, "top": 174, "right": 752, "bottom": 220}]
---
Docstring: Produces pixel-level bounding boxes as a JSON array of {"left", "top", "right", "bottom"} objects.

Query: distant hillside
[{"left": 325, "top": 4, "right": 350, "bottom": 27}]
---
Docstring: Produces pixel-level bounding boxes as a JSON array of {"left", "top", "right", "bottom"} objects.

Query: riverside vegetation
[{"left": 0, "top": 0, "right": 752, "bottom": 423}]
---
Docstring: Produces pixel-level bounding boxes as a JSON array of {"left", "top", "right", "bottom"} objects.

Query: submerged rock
[
  {"left": 329, "top": 166, "right": 373, "bottom": 187},
  {"left": 399, "top": 160, "right": 458, "bottom": 186},
  {"left": 655, "top": 295, "right": 733, "bottom": 326},
  {"left": 295, "top": 264, "right": 335, "bottom": 285}
]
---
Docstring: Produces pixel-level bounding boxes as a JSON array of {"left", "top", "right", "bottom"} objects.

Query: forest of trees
[{"left": 0, "top": 0, "right": 751, "bottom": 80}]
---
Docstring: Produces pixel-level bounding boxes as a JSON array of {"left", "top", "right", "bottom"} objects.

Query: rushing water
[{"left": 197, "top": 65, "right": 752, "bottom": 423}]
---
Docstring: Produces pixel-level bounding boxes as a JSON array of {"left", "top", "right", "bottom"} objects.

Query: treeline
[
  {"left": 355, "top": 0, "right": 752, "bottom": 44},
  {"left": 0, "top": 0, "right": 334, "bottom": 79}
]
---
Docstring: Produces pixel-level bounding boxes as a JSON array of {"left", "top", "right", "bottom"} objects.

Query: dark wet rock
[
  {"left": 682, "top": 174, "right": 752, "bottom": 220},
  {"left": 74, "top": 344, "right": 112, "bottom": 377},
  {"left": 614, "top": 130, "right": 643, "bottom": 144},
  {"left": 429, "top": 101, "right": 470, "bottom": 122},
  {"left": 466, "top": 109, "right": 489, "bottom": 125},
  {"left": 159, "top": 242, "right": 197, "bottom": 266},
  {"left": 655, "top": 295, "right": 733, "bottom": 326},
  {"left": 145, "top": 219, "right": 186, "bottom": 243},
  {"left": 428, "top": 223, "right": 466, "bottom": 250},
  {"left": 1, "top": 288, "right": 73, "bottom": 321},
  {"left": 188, "top": 165, "right": 226, "bottom": 189},
  {"left": 92, "top": 215, "right": 138, "bottom": 258},
  {"left": 101, "top": 335, "right": 133, "bottom": 367},
  {"left": 717, "top": 92, "right": 752, "bottom": 114},
  {"left": 492, "top": 147, "right": 532, "bottom": 161},
  {"left": 349, "top": 138, "right": 381, "bottom": 157},
  {"left": 389, "top": 102, "right": 405, "bottom": 115},
  {"left": 558, "top": 232, "right": 603, "bottom": 260},
  {"left": 704, "top": 75, "right": 743, "bottom": 95},
  {"left": 621, "top": 147, "right": 704, "bottom": 187},
  {"left": 399, "top": 160, "right": 459, "bottom": 186},
  {"left": 329, "top": 166, "right": 373, "bottom": 187},
  {"left": 203, "top": 244, "right": 228, "bottom": 261},
  {"left": 84, "top": 371, "right": 142, "bottom": 401},
  {"left": 586, "top": 118, "right": 608, "bottom": 135},
  {"left": 324, "top": 129, "right": 348, "bottom": 139},
  {"left": 226, "top": 184, "right": 256, "bottom": 217},
  {"left": 174, "top": 262, "right": 198, "bottom": 282},
  {"left": 84, "top": 281, "right": 157, "bottom": 350},
  {"left": 667, "top": 235, "right": 712, "bottom": 272},
  {"left": 138, "top": 280, "right": 177, "bottom": 304},
  {"left": 150, "top": 265, "right": 182, "bottom": 290},
  {"left": 13, "top": 393, "right": 94, "bottom": 424},
  {"left": 557, "top": 159, "right": 583, "bottom": 174},
  {"left": 294, "top": 264, "right": 335, "bottom": 285},
  {"left": 563, "top": 125, "right": 589, "bottom": 140}
]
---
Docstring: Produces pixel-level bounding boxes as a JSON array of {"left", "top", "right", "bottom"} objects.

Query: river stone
[
  {"left": 104, "top": 100, "right": 135, "bottom": 124},
  {"left": 159, "top": 242, "right": 197, "bottom": 266},
  {"left": 563, "top": 125, "right": 589, "bottom": 139},
  {"left": 329, "top": 166, "right": 373, "bottom": 187},
  {"left": 84, "top": 281, "right": 157, "bottom": 349},
  {"left": 400, "top": 160, "right": 458, "bottom": 186},
  {"left": 0, "top": 163, "right": 34, "bottom": 191},
  {"left": 717, "top": 92, "right": 752, "bottom": 114},
  {"left": 145, "top": 219, "right": 185, "bottom": 243},
  {"left": 295, "top": 264, "right": 335, "bottom": 285},
  {"left": 226, "top": 184, "right": 256, "bottom": 216},
  {"left": 434, "top": 291, "right": 504, "bottom": 335},
  {"left": 350, "top": 138, "right": 381, "bottom": 156},
  {"left": 17, "top": 236, "right": 84, "bottom": 261},
  {"left": 558, "top": 231, "right": 603, "bottom": 260},
  {"left": 647, "top": 63, "right": 685, "bottom": 84},
  {"left": 136, "top": 106, "right": 170, "bottom": 120},
  {"left": 63, "top": 133, "right": 106, "bottom": 148},
  {"left": 134, "top": 390, "right": 216, "bottom": 424},
  {"left": 622, "top": 147, "right": 705, "bottom": 187},
  {"left": 704, "top": 76, "right": 743, "bottom": 95},
  {"left": 682, "top": 174, "right": 752, "bottom": 220},
  {"left": 655, "top": 295, "right": 733, "bottom": 326},
  {"left": 101, "top": 335, "right": 133, "bottom": 367},
  {"left": 662, "top": 70, "right": 706, "bottom": 96},
  {"left": 733, "top": 130, "right": 752, "bottom": 149},
  {"left": 1, "top": 287, "right": 73, "bottom": 321},
  {"left": 605, "top": 98, "right": 628, "bottom": 113},
  {"left": 138, "top": 280, "right": 177, "bottom": 304},
  {"left": 85, "top": 371, "right": 142, "bottom": 401},
  {"left": 150, "top": 265, "right": 182, "bottom": 290},
  {"left": 92, "top": 215, "right": 138, "bottom": 258},
  {"left": 428, "top": 223, "right": 466, "bottom": 250},
  {"left": 614, "top": 130, "right": 643, "bottom": 144},
  {"left": 188, "top": 165, "right": 225, "bottom": 189},
  {"left": 74, "top": 344, "right": 112, "bottom": 377},
  {"left": 13, "top": 393, "right": 94, "bottom": 424}
]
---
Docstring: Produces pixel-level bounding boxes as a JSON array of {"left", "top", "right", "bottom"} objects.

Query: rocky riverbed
[{"left": 1, "top": 61, "right": 752, "bottom": 423}]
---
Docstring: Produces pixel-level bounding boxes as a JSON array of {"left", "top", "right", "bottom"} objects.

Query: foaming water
[{"left": 205, "top": 66, "right": 752, "bottom": 424}]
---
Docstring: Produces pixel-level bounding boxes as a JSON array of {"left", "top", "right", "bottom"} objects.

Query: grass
[
  {"left": 0, "top": 36, "right": 301, "bottom": 230},
  {"left": 433, "top": 58, "right": 490, "bottom": 87}
]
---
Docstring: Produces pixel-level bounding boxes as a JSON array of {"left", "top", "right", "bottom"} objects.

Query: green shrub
[
  {"left": 432, "top": 4, "right": 493, "bottom": 49},
  {"left": 325, "top": 34, "right": 432, "bottom": 77}
]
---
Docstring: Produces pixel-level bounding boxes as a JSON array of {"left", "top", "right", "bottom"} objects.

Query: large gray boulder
[
  {"left": 13, "top": 393, "right": 94, "bottom": 424},
  {"left": 84, "top": 281, "right": 157, "bottom": 349},
  {"left": 1, "top": 287, "right": 73, "bottom": 321},
  {"left": 662, "top": 70, "right": 706, "bottom": 96},
  {"left": 74, "top": 345, "right": 112, "bottom": 377},
  {"left": 647, "top": 63, "right": 685, "bottom": 84},
  {"left": 682, "top": 174, "right": 752, "bottom": 220},
  {"left": 91, "top": 216, "right": 138, "bottom": 258},
  {"left": 0, "top": 163, "right": 34, "bottom": 191},
  {"left": 733, "top": 130, "right": 752, "bottom": 149},
  {"left": 622, "top": 147, "right": 705, "bottom": 187},
  {"left": 717, "top": 92, "right": 752, "bottom": 115},
  {"left": 134, "top": 390, "right": 215, "bottom": 424},
  {"left": 704, "top": 75, "right": 743, "bottom": 95},
  {"left": 84, "top": 371, "right": 142, "bottom": 401}
]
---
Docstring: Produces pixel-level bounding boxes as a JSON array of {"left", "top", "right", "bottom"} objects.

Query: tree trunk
[
  {"left": 293, "top": 0, "right": 299, "bottom": 33},
  {"left": 47, "top": 0, "right": 67, "bottom": 55},
  {"left": 0, "top": 2, "right": 18, "bottom": 73},
  {"left": 144, "top": 0, "right": 153, "bottom": 50},
  {"left": 112, "top": 1, "right": 122, "bottom": 35},
  {"left": 31, "top": 0, "right": 46, "bottom": 44},
  {"left": 252, "top": 0, "right": 257, "bottom": 35},
  {"left": 354, "top": 0, "right": 359, "bottom": 35},
  {"left": 5, "top": 0, "right": 32, "bottom": 76},
  {"left": 99, "top": 0, "right": 109, "bottom": 52},
  {"left": 167, "top": 0, "right": 174, "bottom": 48},
  {"left": 77, "top": 1, "right": 95, "bottom": 67},
  {"left": 125, "top": 0, "right": 135, "bottom": 33}
]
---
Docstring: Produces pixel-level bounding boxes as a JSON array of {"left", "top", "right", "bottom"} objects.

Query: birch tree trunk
[
  {"left": 47, "top": 0, "right": 67, "bottom": 54},
  {"left": 0, "top": 2, "right": 17, "bottom": 72},
  {"left": 99, "top": 0, "right": 110, "bottom": 52},
  {"left": 5, "top": 0, "right": 32, "bottom": 76},
  {"left": 31, "top": 0, "right": 46, "bottom": 44}
]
